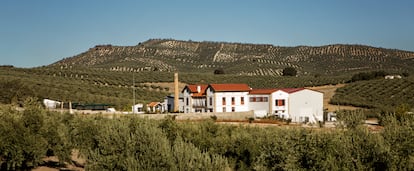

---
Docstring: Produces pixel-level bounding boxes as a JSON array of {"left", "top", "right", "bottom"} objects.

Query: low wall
[{"left": 135, "top": 111, "right": 255, "bottom": 120}]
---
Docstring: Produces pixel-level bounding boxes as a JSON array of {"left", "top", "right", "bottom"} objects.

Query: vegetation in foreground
[{"left": 1, "top": 99, "right": 413, "bottom": 170}]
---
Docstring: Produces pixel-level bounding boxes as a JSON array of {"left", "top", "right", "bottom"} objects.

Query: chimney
[
  {"left": 174, "top": 73, "right": 179, "bottom": 112},
  {"left": 197, "top": 85, "right": 201, "bottom": 93}
]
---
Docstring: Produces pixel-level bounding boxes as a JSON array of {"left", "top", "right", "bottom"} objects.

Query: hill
[{"left": 51, "top": 39, "right": 414, "bottom": 76}]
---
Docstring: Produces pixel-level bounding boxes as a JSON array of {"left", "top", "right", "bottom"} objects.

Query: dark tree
[
  {"left": 402, "top": 72, "right": 409, "bottom": 77},
  {"left": 282, "top": 67, "right": 297, "bottom": 76},
  {"left": 214, "top": 68, "right": 225, "bottom": 75}
]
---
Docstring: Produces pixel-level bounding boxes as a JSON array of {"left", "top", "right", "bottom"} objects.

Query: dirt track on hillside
[{"left": 307, "top": 84, "right": 360, "bottom": 112}]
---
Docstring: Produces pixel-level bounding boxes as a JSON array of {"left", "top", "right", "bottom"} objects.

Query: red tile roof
[
  {"left": 147, "top": 102, "right": 160, "bottom": 107},
  {"left": 209, "top": 84, "right": 251, "bottom": 92},
  {"left": 249, "top": 88, "right": 278, "bottom": 94},
  {"left": 249, "top": 88, "right": 305, "bottom": 94},
  {"left": 183, "top": 84, "right": 208, "bottom": 97},
  {"left": 278, "top": 88, "right": 305, "bottom": 94}
]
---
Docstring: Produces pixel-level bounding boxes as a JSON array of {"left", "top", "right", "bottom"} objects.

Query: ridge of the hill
[{"left": 51, "top": 39, "right": 414, "bottom": 75}]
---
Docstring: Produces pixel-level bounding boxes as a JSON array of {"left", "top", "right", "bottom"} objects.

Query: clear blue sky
[{"left": 1, "top": 0, "right": 413, "bottom": 68}]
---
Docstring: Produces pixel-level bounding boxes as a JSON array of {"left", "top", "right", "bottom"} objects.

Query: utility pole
[{"left": 133, "top": 72, "right": 135, "bottom": 114}]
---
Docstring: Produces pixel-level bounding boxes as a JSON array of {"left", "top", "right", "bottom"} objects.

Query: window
[
  {"left": 186, "top": 98, "right": 189, "bottom": 106},
  {"left": 250, "top": 96, "right": 268, "bottom": 102},
  {"left": 231, "top": 107, "right": 235, "bottom": 112},
  {"left": 276, "top": 99, "right": 285, "bottom": 106},
  {"left": 223, "top": 107, "right": 226, "bottom": 112},
  {"left": 241, "top": 97, "right": 244, "bottom": 105},
  {"left": 222, "top": 97, "right": 226, "bottom": 105},
  {"left": 209, "top": 97, "right": 212, "bottom": 106},
  {"left": 231, "top": 97, "right": 235, "bottom": 105}
]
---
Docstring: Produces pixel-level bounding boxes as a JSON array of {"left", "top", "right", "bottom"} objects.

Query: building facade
[
  {"left": 182, "top": 84, "right": 208, "bottom": 113},
  {"left": 205, "top": 84, "right": 251, "bottom": 113}
]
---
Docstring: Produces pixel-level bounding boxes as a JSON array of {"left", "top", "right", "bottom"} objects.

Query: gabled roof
[
  {"left": 147, "top": 102, "right": 161, "bottom": 107},
  {"left": 208, "top": 83, "right": 251, "bottom": 92},
  {"left": 182, "top": 84, "right": 208, "bottom": 97}
]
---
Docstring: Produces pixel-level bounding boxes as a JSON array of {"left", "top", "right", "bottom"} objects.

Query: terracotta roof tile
[
  {"left": 209, "top": 84, "right": 251, "bottom": 92},
  {"left": 249, "top": 88, "right": 305, "bottom": 94},
  {"left": 147, "top": 102, "right": 160, "bottom": 107},
  {"left": 278, "top": 88, "right": 305, "bottom": 94},
  {"left": 183, "top": 84, "right": 208, "bottom": 97},
  {"left": 249, "top": 88, "right": 278, "bottom": 94}
]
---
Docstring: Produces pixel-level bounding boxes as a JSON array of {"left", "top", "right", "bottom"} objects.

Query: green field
[
  {"left": 331, "top": 77, "right": 414, "bottom": 111},
  {"left": 0, "top": 66, "right": 350, "bottom": 110}
]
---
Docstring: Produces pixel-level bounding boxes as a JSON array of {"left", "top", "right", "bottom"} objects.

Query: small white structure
[
  {"left": 206, "top": 84, "right": 251, "bottom": 113},
  {"left": 106, "top": 108, "right": 116, "bottom": 113},
  {"left": 147, "top": 102, "right": 165, "bottom": 113},
  {"left": 132, "top": 104, "right": 144, "bottom": 114},
  {"left": 43, "top": 99, "right": 61, "bottom": 109},
  {"left": 385, "top": 75, "right": 402, "bottom": 79}
]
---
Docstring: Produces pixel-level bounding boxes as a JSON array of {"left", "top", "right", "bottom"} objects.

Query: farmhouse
[
  {"left": 181, "top": 83, "right": 323, "bottom": 123},
  {"left": 182, "top": 84, "right": 209, "bottom": 113}
]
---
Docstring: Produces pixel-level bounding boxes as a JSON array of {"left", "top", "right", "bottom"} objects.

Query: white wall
[
  {"left": 182, "top": 88, "right": 192, "bottom": 113},
  {"left": 270, "top": 91, "right": 290, "bottom": 117},
  {"left": 248, "top": 95, "right": 270, "bottom": 117},
  {"left": 289, "top": 89, "right": 323, "bottom": 123},
  {"left": 212, "top": 91, "right": 249, "bottom": 113}
]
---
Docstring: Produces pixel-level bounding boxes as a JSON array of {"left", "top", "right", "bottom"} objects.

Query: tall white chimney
[{"left": 197, "top": 85, "right": 201, "bottom": 93}]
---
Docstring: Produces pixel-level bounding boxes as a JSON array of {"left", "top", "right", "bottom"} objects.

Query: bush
[
  {"left": 282, "top": 67, "right": 297, "bottom": 76},
  {"left": 214, "top": 68, "right": 225, "bottom": 75},
  {"left": 0, "top": 98, "right": 72, "bottom": 170}
]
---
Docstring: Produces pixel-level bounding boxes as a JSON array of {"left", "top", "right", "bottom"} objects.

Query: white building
[
  {"left": 180, "top": 83, "right": 323, "bottom": 123},
  {"left": 248, "top": 89, "right": 276, "bottom": 117},
  {"left": 147, "top": 102, "right": 165, "bottom": 113},
  {"left": 43, "top": 99, "right": 61, "bottom": 109},
  {"left": 249, "top": 88, "right": 323, "bottom": 123},
  {"left": 182, "top": 84, "right": 209, "bottom": 113},
  {"left": 286, "top": 89, "right": 323, "bottom": 123},
  {"left": 206, "top": 84, "right": 251, "bottom": 113},
  {"left": 132, "top": 104, "right": 144, "bottom": 114}
]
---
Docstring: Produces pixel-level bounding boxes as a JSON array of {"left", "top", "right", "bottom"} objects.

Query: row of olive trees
[{"left": 1, "top": 100, "right": 413, "bottom": 170}]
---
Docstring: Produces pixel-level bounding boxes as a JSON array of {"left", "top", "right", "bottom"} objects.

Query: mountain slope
[{"left": 52, "top": 39, "right": 414, "bottom": 75}]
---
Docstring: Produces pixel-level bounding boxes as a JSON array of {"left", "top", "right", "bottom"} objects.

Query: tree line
[{"left": 1, "top": 99, "right": 413, "bottom": 170}]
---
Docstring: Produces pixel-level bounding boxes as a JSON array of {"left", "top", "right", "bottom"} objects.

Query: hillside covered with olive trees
[{"left": 52, "top": 39, "right": 414, "bottom": 76}]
